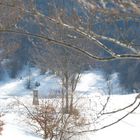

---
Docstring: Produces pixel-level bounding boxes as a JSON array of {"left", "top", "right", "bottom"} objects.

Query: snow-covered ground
[{"left": 0, "top": 69, "right": 140, "bottom": 140}]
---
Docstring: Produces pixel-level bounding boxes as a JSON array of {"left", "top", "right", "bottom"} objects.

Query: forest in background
[{"left": 0, "top": 0, "right": 140, "bottom": 93}]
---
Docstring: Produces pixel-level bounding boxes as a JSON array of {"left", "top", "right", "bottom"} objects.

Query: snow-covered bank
[
  {"left": 0, "top": 70, "right": 139, "bottom": 140},
  {"left": 0, "top": 94, "right": 140, "bottom": 140}
]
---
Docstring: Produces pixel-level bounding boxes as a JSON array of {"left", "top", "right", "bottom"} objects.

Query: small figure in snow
[{"left": 35, "top": 81, "right": 40, "bottom": 87}]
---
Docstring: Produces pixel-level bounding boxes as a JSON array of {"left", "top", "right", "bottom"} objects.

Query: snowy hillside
[{"left": 0, "top": 70, "right": 140, "bottom": 140}]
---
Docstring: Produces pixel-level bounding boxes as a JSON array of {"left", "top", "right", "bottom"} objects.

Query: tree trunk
[
  {"left": 65, "top": 74, "right": 69, "bottom": 114},
  {"left": 70, "top": 92, "right": 73, "bottom": 113}
]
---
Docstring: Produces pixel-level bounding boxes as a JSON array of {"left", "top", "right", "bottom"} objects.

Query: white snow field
[{"left": 0, "top": 69, "right": 140, "bottom": 140}]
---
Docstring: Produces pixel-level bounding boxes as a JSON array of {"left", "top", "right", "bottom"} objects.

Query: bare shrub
[
  {"left": 0, "top": 113, "right": 4, "bottom": 135},
  {"left": 18, "top": 97, "right": 87, "bottom": 140}
]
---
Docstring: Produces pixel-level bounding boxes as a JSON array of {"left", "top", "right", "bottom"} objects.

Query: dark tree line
[{"left": 0, "top": 0, "right": 140, "bottom": 92}]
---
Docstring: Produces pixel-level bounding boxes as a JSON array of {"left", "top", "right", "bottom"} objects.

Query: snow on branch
[
  {"left": 0, "top": 1, "right": 140, "bottom": 61},
  {"left": 0, "top": 29, "right": 140, "bottom": 61}
]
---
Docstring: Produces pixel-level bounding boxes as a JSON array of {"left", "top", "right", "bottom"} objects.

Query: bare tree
[
  {"left": 31, "top": 42, "right": 90, "bottom": 113},
  {"left": 17, "top": 97, "right": 87, "bottom": 140}
]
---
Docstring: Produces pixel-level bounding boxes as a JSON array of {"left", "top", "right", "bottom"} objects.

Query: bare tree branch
[{"left": 0, "top": 29, "right": 140, "bottom": 61}]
